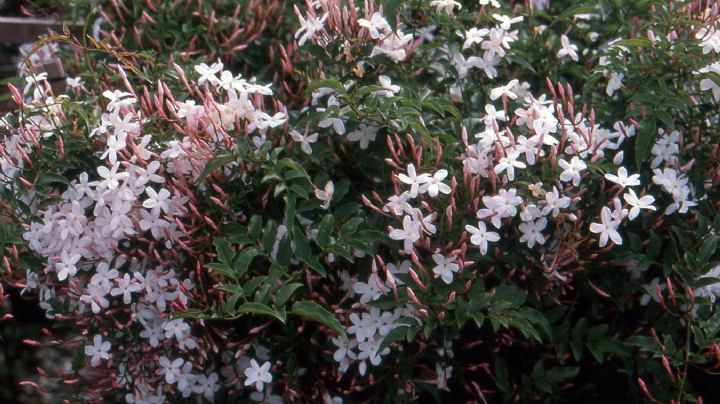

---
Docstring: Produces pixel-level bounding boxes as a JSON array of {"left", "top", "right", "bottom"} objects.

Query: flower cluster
[
  {"left": 2, "top": 56, "right": 287, "bottom": 401},
  {"left": 2, "top": 0, "right": 720, "bottom": 402}
]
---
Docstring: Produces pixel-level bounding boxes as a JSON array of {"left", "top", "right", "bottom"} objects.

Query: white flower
[
  {"left": 397, "top": 164, "right": 431, "bottom": 197},
  {"left": 376, "top": 75, "right": 401, "bottom": 97},
  {"left": 541, "top": 186, "right": 571, "bottom": 217},
  {"left": 191, "top": 373, "right": 220, "bottom": 401},
  {"left": 419, "top": 169, "right": 451, "bottom": 197},
  {"left": 346, "top": 124, "right": 378, "bottom": 149},
  {"left": 462, "top": 27, "right": 489, "bottom": 49},
  {"left": 357, "top": 336, "right": 389, "bottom": 369},
  {"left": 490, "top": 79, "right": 519, "bottom": 100},
  {"left": 465, "top": 221, "right": 500, "bottom": 255},
  {"left": 370, "top": 30, "right": 413, "bottom": 62},
  {"left": 100, "top": 132, "right": 127, "bottom": 165},
  {"left": 102, "top": 90, "right": 136, "bottom": 112},
  {"left": 558, "top": 156, "right": 587, "bottom": 186},
  {"left": 431, "top": 0, "right": 462, "bottom": 15},
  {"left": 432, "top": 254, "right": 460, "bottom": 284},
  {"left": 384, "top": 192, "right": 413, "bottom": 215},
  {"left": 476, "top": 188, "right": 524, "bottom": 228},
  {"left": 194, "top": 61, "right": 223, "bottom": 86},
  {"left": 589, "top": 206, "right": 622, "bottom": 247},
  {"left": 294, "top": 8, "right": 329, "bottom": 46},
  {"left": 482, "top": 28, "right": 516, "bottom": 59},
  {"left": 353, "top": 274, "right": 383, "bottom": 304},
  {"left": 436, "top": 363, "right": 453, "bottom": 391},
  {"left": 623, "top": 189, "right": 656, "bottom": 220},
  {"left": 143, "top": 187, "right": 172, "bottom": 214},
  {"left": 640, "top": 277, "right": 666, "bottom": 306},
  {"left": 386, "top": 260, "right": 411, "bottom": 286},
  {"left": 519, "top": 218, "right": 547, "bottom": 248},
  {"left": 694, "top": 265, "right": 720, "bottom": 304},
  {"left": 290, "top": 130, "right": 319, "bottom": 154},
  {"left": 389, "top": 215, "right": 422, "bottom": 253},
  {"left": 482, "top": 104, "right": 506, "bottom": 127},
  {"left": 175, "top": 361, "right": 195, "bottom": 394},
  {"left": 492, "top": 14, "right": 523, "bottom": 30},
  {"left": 66, "top": 76, "right": 85, "bottom": 89},
  {"left": 520, "top": 204, "right": 543, "bottom": 222},
  {"left": 606, "top": 72, "right": 624, "bottom": 96},
  {"left": 314, "top": 181, "right": 334, "bottom": 209},
  {"left": 479, "top": 0, "right": 501, "bottom": 7},
  {"left": 110, "top": 273, "right": 143, "bottom": 304},
  {"left": 605, "top": 167, "right": 641, "bottom": 188},
  {"left": 84, "top": 334, "right": 111, "bottom": 367},
  {"left": 97, "top": 162, "right": 128, "bottom": 190},
  {"left": 56, "top": 250, "right": 81, "bottom": 281},
  {"left": 332, "top": 336, "right": 358, "bottom": 363},
  {"left": 244, "top": 359, "right": 273, "bottom": 392},
  {"left": 494, "top": 149, "right": 526, "bottom": 181},
  {"left": 358, "top": 12, "right": 391, "bottom": 40},
  {"left": 159, "top": 356, "right": 185, "bottom": 384},
  {"left": 556, "top": 35, "right": 579, "bottom": 61}
]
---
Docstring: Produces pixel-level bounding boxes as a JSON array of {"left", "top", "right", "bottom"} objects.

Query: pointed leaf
[{"left": 291, "top": 301, "right": 346, "bottom": 338}]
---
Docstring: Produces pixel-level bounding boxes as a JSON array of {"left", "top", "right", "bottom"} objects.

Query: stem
[{"left": 676, "top": 316, "right": 692, "bottom": 403}]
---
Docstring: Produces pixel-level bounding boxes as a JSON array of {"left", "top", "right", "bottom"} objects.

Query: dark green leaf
[
  {"left": 306, "top": 79, "right": 346, "bottom": 96},
  {"left": 214, "top": 238, "right": 234, "bottom": 265},
  {"left": 635, "top": 119, "right": 656, "bottom": 170},
  {"left": 233, "top": 247, "right": 263, "bottom": 278},
  {"left": 291, "top": 301, "right": 346, "bottom": 337},
  {"left": 275, "top": 283, "right": 303, "bottom": 307},
  {"left": 235, "top": 302, "right": 286, "bottom": 323}
]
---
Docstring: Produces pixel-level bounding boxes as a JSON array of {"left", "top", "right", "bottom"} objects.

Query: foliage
[{"left": 1, "top": 0, "right": 720, "bottom": 402}]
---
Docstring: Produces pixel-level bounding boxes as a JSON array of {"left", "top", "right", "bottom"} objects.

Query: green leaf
[
  {"left": 698, "top": 235, "right": 718, "bottom": 265},
  {"left": 647, "top": 231, "right": 661, "bottom": 259},
  {"left": 519, "top": 307, "right": 553, "bottom": 341},
  {"left": 306, "top": 79, "right": 346, "bottom": 96},
  {"left": 275, "top": 234, "right": 293, "bottom": 267},
  {"left": 421, "top": 100, "right": 445, "bottom": 117},
  {"left": 275, "top": 283, "right": 303, "bottom": 307},
  {"left": 172, "top": 309, "right": 213, "bottom": 320},
  {"left": 384, "top": 0, "right": 402, "bottom": 31},
  {"left": 302, "top": 256, "right": 327, "bottom": 277},
  {"left": 214, "top": 238, "right": 235, "bottom": 265},
  {"left": 243, "top": 276, "right": 267, "bottom": 297},
  {"left": 635, "top": 119, "right": 656, "bottom": 170},
  {"left": 355, "top": 85, "right": 386, "bottom": 97},
  {"left": 37, "top": 173, "right": 72, "bottom": 187},
  {"left": 262, "top": 221, "right": 279, "bottom": 252},
  {"left": 201, "top": 152, "right": 235, "bottom": 180},
  {"left": 434, "top": 97, "right": 461, "bottom": 119},
  {"left": 378, "top": 326, "right": 408, "bottom": 352},
  {"left": 235, "top": 302, "right": 286, "bottom": 323},
  {"left": 248, "top": 215, "right": 263, "bottom": 240},
  {"left": 205, "top": 263, "right": 237, "bottom": 281},
  {"left": 293, "top": 225, "right": 312, "bottom": 260},
  {"left": 291, "top": 301, "right": 346, "bottom": 338},
  {"left": 557, "top": 5, "right": 597, "bottom": 20},
  {"left": 284, "top": 195, "right": 296, "bottom": 230},
  {"left": 218, "top": 284, "right": 244, "bottom": 296},
  {"left": 495, "top": 357, "right": 510, "bottom": 392},
  {"left": 316, "top": 214, "right": 334, "bottom": 248},
  {"left": 545, "top": 367, "right": 579, "bottom": 383},
  {"left": 612, "top": 38, "right": 653, "bottom": 48},
  {"left": 233, "top": 247, "right": 263, "bottom": 278}
]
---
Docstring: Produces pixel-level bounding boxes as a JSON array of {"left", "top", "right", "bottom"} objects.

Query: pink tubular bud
[
  {"left": 405, "top": 287, "right": 423, "bottom": 307},
  {"left": 636, "top": 377, "right": 655, "bottom": 402},
  {"left": 408, "top": 267, "right": 427, "bottom": 292},
  {"left": 661, "top": 356, "right": 675, "bottom": 383}
]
